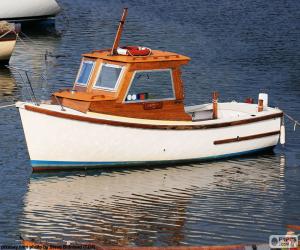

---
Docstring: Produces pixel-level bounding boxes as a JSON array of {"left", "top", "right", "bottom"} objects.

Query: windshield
[
  {"left": 94, "top": 63, "right": 123, "bottom": 91},
  {"left": 126, "top": 69, "right": 174, "bottom": 102},
  {"left": 76, "top": 61, "right": 95, "bottom": 86}
]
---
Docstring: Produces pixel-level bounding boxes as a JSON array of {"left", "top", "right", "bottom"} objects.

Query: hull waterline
[{"left": 31, "top": 146, "right": 275, "bottom": 172}]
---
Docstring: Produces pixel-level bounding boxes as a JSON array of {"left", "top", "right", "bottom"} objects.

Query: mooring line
[
  {"left": 0, "top": 28, "right": 14, "bottom": 39},
  {"left": 0, "top": 104, "right": 15, "bottom": 109},
  {"left": 284, "top": 113, "right": 299, "bottom": 131}
]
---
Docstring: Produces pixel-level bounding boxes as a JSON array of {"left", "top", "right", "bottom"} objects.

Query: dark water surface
[{"left": 0, "top": 0, "right": 299, "bottom": 246}]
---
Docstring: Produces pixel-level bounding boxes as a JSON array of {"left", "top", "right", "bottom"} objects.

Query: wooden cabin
[{"left": 52, "top": 49, "right": 193, "bottom": 121}]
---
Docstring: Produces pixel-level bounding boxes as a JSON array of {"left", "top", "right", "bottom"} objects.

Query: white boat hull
[
  {"left": 0, "top": 39, "right": 16, "bottom": 62},
  {"left": 0, "top": 0, "right": 60, "bottom": 21},
  {"left": 17, "top": 102, "right": 282, "bottom": 171}
]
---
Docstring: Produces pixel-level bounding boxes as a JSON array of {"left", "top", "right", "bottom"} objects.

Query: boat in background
[
  {"left": 0, "top": 0, "right": 60, "bottom": 23},
  {"left": 0, "top": 21, "right": 20, "bottom": 65}
]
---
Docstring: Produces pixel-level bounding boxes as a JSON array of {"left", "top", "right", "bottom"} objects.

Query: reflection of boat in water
[
  {"left": 0, "top": 0, "right": 60, "bottom": 23},
  {"left": 19, "top": 156, "right": 286, "bottom": 245},
  {"left": 0, "top": 21, "right": 19, "bottom": 65},
  {"left": 22, "top": 224, "right": 300, "bottom": 250},
  {"left": 20, "top": 165, "right": 220, "bottom": 244},
  {"left": 24, "top": 165, "right": 218, "bottom": 206},
  {"left": 22, "top": 239, "right": 276, "bottom": 250},
  {"left": 16, "top": 9, "right": 283, "bottom": 171},
  {"left": 0, "top": 68, "right": 17, "bottom": 96}
]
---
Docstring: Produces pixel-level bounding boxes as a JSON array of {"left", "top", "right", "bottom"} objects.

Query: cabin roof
[{"left": 82, "top": 49, "right": 191, "bottom": 63}]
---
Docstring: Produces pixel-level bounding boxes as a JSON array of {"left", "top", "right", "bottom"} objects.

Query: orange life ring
[{"left": 117, "top": 46, "right": 151, "bottom": 56}]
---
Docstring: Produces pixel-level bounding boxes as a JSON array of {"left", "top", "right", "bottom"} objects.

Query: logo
[{"left": 269, "top": 235, "right": 298, "bottom": 248}]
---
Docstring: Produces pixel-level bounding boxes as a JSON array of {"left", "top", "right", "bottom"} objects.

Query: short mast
[{"left": 110, "top": 8, "right": 128, "bottom": 55}]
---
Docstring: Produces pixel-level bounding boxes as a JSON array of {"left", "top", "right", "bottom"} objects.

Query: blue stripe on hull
[{"left": 31, "top": 146, "right": 275, "bottom": 171}]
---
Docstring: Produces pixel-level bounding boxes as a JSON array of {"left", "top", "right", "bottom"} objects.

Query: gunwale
[{"left": 23, "top": 104, "right": 283, "bottom": 130}]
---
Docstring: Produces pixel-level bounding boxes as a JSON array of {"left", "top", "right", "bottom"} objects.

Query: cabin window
[
  {"left": 125, "top": 69, "right": 174, "bottom": 102},
  {"left": 94, "top": 63, "right": 124, "bottom": 91},
  {"left": 76, "top": 61, "right": 95, "bottom": 86}
]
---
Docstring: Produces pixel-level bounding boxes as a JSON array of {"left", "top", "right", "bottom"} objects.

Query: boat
[
  {"left": 15, "top": 8, "right": 284, "bottom": 171},
  {"left": 0, "top": 0, "right": 60, "bottom": 23},
  {"left": 0, "top": 21, "right": 19, "bottom": 65}
]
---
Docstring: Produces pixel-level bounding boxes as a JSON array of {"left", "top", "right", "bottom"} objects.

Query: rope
[
  {"left": 284, "top": 113, "right": 300, "bottom": 131},
  {"left": 0, "top": 29, "right": 34, "bottom": 52},
  {"left": 0, "top": 29, "right": 14, "bottom": 39},
  {"left": 16, "top": 33, "right": 37, "bottom": 51},
  {"left": 0, "top": 104, "right": 15, "bottom": 109},
  {"left": 20, "top": 31, "right": 38, "bottom": 45}
]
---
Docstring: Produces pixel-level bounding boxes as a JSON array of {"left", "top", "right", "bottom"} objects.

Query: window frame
[
  {"left": 93, "top": 63, "right": 125, "bottom": 92},
  {"left": 123, "top": 69, "right": 176, "bottom": 103},
  {"left": 75, "top": 60, "right": 95, "bottom": 86}
]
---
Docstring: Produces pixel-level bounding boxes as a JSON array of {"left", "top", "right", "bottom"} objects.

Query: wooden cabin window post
[{"left": 172, "top": 68, "right": 185, "bottom": 101}]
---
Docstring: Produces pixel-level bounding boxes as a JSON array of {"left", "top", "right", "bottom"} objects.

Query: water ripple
[{"left": 0, "top": 0, "right": 299, "bottom": 245}]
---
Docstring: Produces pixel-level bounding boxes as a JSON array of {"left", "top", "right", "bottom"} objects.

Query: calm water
[{"left": 0, "top": 0, "right": 300, "bottom": 246}]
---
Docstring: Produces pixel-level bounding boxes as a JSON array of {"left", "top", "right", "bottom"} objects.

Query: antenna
[{"left": 110, "top": 8, "right": 128, "bottom": 55}]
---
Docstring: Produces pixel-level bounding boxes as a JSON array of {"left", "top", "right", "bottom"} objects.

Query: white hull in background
[
  {"left": 17, "top": 102, "right": 282, "bottom": 171},
  {"left": 0, "top": 0, "right": 60, "bottom": 22},
  {"left": 0, "top": 40, "right": 16, "bottom": 62}
]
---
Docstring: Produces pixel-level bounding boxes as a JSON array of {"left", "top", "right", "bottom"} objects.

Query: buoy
[
  {"left": 117, "top": 46, "right": 151, "bottom": 56},
  {"left": 280, "top": 124, "right": 285, "bottom": 145}
]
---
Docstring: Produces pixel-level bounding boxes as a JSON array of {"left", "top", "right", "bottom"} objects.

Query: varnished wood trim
[
  {"left": 287, "top": 225, "right": 300, "bottom": 231},
  {"left": 214, "top": 131, "right": 280, "bottom": 145},
  {"left": 144, "top": 102, "right": 163, "bottom": 110},
  {"left": 173, "top": 67, "right": 184, "bottom": 100},
  {"left": 89, "top": 99, "right": 192, "bottom": 121},
  {"left": 24, "top": 105, "right": 283, "bottom": 130}
]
